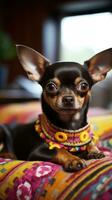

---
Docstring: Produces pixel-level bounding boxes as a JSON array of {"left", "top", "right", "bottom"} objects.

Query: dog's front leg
[
  {"left": 28, "top": 144, "right": 86, "bottom": 172},
  {"left": 86, "top": 141, "right": 105, "bottom": 159},
  {"left": 52, "top": 148, "right": 86, "bottom": 172}
]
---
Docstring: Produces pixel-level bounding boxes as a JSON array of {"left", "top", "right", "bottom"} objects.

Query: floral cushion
[
  {"left": 0, "top": 154, "right": 112, "bottom": 200},
  {"left": 0, "top": 102, "right": 112, "bottom": 199}
]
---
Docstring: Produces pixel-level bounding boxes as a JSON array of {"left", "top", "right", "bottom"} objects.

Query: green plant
[{"left": 0, "top": 31, "right": 16, "bottom": 61}]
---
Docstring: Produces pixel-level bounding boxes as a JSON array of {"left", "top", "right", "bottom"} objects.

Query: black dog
[{"left": 0, "top": 45, "right": 112, "bottom": 172}]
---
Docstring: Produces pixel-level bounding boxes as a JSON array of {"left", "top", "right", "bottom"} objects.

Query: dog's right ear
[{"left": 16, "top": 44, "right": 51, "bottom": 81}]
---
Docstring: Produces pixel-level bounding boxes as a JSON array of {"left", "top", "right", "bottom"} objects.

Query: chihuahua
[{"left": 0, "top": 45, "right": 112, "bottom": 172}]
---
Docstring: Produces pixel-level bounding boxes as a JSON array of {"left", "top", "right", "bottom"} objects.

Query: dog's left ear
[{"left": 84, "top": 48, "right": 112, "bottom": 83}]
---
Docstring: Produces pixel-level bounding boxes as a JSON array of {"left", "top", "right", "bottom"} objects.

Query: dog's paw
[
  {"left": 53, "top": 148, "right": 87, "bottom": 172},
  {"left": 87, "top": 151, "right": 105, "bottom": 160},
  {"left": 63, "top": 158, "right": 86, "bottom": 172}
]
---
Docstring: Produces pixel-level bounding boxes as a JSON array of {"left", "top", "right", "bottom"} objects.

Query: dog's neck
[{"left": 42, "top": 96, "right": 89, "bottom": 130}]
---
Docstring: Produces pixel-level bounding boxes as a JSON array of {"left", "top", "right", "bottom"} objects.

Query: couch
[{"left": 0, "top": 102, "right": 112, "bottom": 200}]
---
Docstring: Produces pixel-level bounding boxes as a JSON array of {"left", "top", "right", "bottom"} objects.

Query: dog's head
[{"left": 16, "top": 45, "right": 112, "bottom": 116}]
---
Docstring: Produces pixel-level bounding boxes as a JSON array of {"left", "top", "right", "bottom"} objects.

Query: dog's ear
[
  {"left": 84, "top": 48, "right": 112, "bottom": 83},
  {"left": 16, "top": 44, "right": 50, "bottom": 81}
]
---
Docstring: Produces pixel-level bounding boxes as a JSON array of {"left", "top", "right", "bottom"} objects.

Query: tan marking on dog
[
  {"left": 84, "top": 90, "right": 91, "bottom": 104},
  {"left": 74, "top": 112, "right": 80, "bottom": 120},
  {"left": 53, "top": 77, "right": 61, "bottom": 87},
  {"left": 74, "top": 95, "right": 85, "bottom": 109},
  {"left": 43, "top": 91, "right": 58, "bottom": 110},
  {"left": 74, "top": 90, "right": 91, "bottom": 109},
  {"left": 74, "top": 77, "right": 82, "bottom": 85},
  {"left": 87, "top": 91, "right": 91, "bottom": 97}
]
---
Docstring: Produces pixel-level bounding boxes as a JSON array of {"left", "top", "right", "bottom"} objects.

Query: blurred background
[{"left": 0, "top": 0, "right": 112, "bottom": 108}]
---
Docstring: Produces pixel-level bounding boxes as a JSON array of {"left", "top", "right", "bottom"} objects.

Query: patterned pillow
[
  {"left": 0, "top": 103, "right": 112, "bottom": 199},
  {"left": 0, "top": 155, "right": 112, "bottom": 200}
]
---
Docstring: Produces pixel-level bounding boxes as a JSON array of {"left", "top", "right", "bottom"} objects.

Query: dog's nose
[{"left": 62, "top": 96, "right": 74, "bottom": 105}]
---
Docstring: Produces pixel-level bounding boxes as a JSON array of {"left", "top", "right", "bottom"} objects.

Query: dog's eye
[
  {"left": 46, "top": 82, "right": 58, "bottom": 93},
  {"left": 77, "top": 81, "right": 89, "bottom": 92}
]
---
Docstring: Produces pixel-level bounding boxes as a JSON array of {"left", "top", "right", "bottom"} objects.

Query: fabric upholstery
[{"left": 0, "top": 102, "right": 112, "bottom": 200}]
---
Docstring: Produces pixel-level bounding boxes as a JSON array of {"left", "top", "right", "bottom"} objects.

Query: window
[{"left": 60, "top": 12, "right": 112, "bottom": 64}]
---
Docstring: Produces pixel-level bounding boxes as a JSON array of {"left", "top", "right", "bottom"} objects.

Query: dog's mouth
[{"left": 55, "top": 105, "right": 81, "bottom": 114}]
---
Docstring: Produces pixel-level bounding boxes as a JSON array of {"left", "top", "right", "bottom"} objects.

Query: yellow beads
[
  {"left": 80, "top": 131, "right": 89, "bottom": 142},
  {"left": 35, "top": 124, "right": 41, "bottom": 132},
  {"left": 49, "top": 142, "right": 60, "bottom": 150},
  {"left": 55, "top": 132, "right": 68, "bottom": 142}
]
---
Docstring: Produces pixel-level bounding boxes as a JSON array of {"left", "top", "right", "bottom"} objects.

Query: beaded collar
[{"left": 35, "top": 114, "right": 94, "bottom": 152}]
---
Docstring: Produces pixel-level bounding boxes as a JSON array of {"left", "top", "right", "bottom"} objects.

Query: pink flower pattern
[{"left": 6, "top": 162, "right": 59, "bottom": 200}]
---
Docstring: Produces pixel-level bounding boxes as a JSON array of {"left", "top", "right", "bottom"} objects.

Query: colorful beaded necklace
[{"left": 35, "top": 114, "right": 94, "bottom": 152}]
